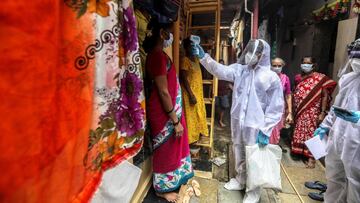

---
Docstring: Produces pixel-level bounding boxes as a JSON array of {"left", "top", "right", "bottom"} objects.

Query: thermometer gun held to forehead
[{"left": 190, "top": 35, "right": 201, "bottom": 45}]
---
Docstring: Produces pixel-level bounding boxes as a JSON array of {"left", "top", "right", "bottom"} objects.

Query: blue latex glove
[
  {"left": 333, "top": 108, "right": 360, "bottom": 124},
  {"left": 256, "top": 131, "right": 269, "bottom": 147},
  {"left": 195, "top": 44, "right": 205, "bottom": 59},
  {"left": 313, "top": 126, "right": 330, "bottom": 140}
]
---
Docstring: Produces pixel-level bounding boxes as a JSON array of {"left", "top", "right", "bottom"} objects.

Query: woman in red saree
[
  {"left": 292, "top": 57, "right": 336, "bottom": 168},
  {"left": 144, "top": 19, "right": 194, "bottom": 202}
]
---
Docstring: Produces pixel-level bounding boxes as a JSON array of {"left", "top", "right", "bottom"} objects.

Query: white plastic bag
[
  {"left": 91, "top": 161, "right": 142, "bottom": 203},
  {"left": 246, "top": 144, "right": 282, "bottom": 192}
]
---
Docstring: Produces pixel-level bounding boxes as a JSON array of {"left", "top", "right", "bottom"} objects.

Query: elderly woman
[{"left": 270, "top": 58, "right": 293, "bottom": 144}]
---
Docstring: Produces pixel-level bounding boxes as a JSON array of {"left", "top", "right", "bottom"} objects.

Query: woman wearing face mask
[
  {"left": 270, "top": 58, "right": 293, "bottom": 145},
  {"left": 143, "top": 18, "right": 193, "bottom": 202},
  {"left": 179, "top": 37, "right": 208, "bottom": 148},
  {"left": 291, "top": 57, "right": 337, "bottom": 168}
]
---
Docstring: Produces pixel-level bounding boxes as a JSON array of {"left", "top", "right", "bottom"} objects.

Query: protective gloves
[
  {"left": 256, "top": 131, "right": 269, "bottom": 147},
  {"left": 313, "top": 126, "right": 330, "bottom": 140},
  {"left": 195, "top": 44, "right": 205, "bottom": 59},
  {"left": 333, "top": 108, "right": 360, "bottom": 124}
]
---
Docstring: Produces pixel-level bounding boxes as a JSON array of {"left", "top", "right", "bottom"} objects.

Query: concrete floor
[{"left": 144, "top": 110, "right": 327, "bottom": 203}]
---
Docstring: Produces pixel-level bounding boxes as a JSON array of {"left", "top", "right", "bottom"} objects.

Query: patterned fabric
[
  {"left": 153, "top": 155, "right": 194, "bottom": 193},
  {"left": 181, "top": 57, "right": 209, "bottom": 144},
  {"left": 291, "top": 72, "right": 336, "bottom": 157},
  {"left": 0, "top": 1, "right": 145, "bottom": 202}
]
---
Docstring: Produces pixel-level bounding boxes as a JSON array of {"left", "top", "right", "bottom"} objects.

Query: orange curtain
[{"left": 0, "top": 1, "right": 145, "bottom": 202}]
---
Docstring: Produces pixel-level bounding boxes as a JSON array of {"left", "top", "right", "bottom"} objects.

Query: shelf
[
  {"left": 203, "top": 80, "right": 213, "bottom": 84},
  {"left": 189, "top": 25, "right": 215, "bottom": 30},
  {"left": 206, "top": 118, "right": 211, "bottom": 126},
  {"left": 194, "top": 136, "right": 211, "bottom": 147},
  {"left": 204, "top": 98, "right": 213, "bottom": 104}
]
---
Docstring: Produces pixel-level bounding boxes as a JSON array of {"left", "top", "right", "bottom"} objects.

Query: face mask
[
  {"left": 301, "top": 64, "right": 313, "bottom": 73},
  {"left": 351, "top": 58, "right": 360, "bottom": 72},
  {"left": 163, "top": 33, "right": 173, "bottom": 48},
  {"left": 245, "top": 52, "right": 258, "bottom": 66},
  {"left": 271, "top": 66, "right": 283, "bottom": 74}
]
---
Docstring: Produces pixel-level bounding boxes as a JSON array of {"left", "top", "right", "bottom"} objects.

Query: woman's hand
[
  {"left": 317, "top": 112, "right": 326, "bottom": 124},
  {"left": 174, "top": 122, "right": 184, "bottom": 137},
  {"left": 190, "top": 94, "right": 197, "bottom": 105},
  {"left": 285, "top": 113, "right": 293, "bottom": 124}
]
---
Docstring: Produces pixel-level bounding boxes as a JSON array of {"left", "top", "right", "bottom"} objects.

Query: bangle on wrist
[
  {"left": 173, "top": 119, "right": 180, "bottom": 126},
  {"left": 166, "top": 107, "right": 174, "bottom": 114}
]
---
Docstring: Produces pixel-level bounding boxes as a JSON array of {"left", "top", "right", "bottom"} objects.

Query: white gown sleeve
[
  {"left": 320, "top": 110, "right": 336, "bottom": 129},
  {"left": 260, "top": 78, "right": 285, "bottom": 137},
  {"left": 199, "top": 54, "right": 237, "bottom": 82}
]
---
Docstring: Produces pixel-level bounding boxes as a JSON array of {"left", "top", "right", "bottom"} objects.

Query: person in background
[
  {"left": 291, "top": 56, "right": 337, "bottom": 168},
  {"left": 270, "top": 58, "right": 293, "bottom": 144},
  {"left": 217, "top": 59, "right": 233, "bottom": 127},
  {"left": 143, "top": 18, "right": 193, "bottom": 202},
  {"left": 180, "top": 37, "right": 209, "bottom": 146},
  {"left": 315, "top": 39, "right": 360, "bottom": 203},
  {"left": 195, "top": 39, "right": 284, "bottom": 203}
]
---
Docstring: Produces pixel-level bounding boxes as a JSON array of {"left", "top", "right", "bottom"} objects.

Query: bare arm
[
  {"left": 318, "top": 89, "right": 329, "bottom": 123},
  {"left": 154, "top": 75, "right": 179, "bottom": 123},
  {"left": 180, "top": 70, "right": 194, "bottom": 97},
  {"left": 285, "top": 94, "right": 293, "bottom": 124}
]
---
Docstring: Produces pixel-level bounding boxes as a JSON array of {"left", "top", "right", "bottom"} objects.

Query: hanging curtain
[{"left": 0, "top": 0, "right": 145, "bottom": 202}]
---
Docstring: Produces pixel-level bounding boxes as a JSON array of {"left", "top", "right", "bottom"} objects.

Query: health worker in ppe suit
[
  {"left": 315, "top": 39, "right": 360, "bottom": 203},
  {"left": 195, "top": 39, "right": 284, "bottom": 203}
]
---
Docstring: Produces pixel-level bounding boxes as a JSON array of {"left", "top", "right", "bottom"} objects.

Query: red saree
[
  {"left": 291, "top": 72, "right": 336, "bottom": 157},
  {"left": 146, "top": 50, "right": 193, "bottom": 193}
]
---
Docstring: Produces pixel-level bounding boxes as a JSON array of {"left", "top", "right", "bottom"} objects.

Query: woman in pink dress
[{"left": 270, "top": 58, "right": 293, "bottom": 144}]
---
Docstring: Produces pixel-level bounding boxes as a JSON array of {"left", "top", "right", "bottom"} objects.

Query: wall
[{"left": 277, "top": 0, "right": 350, "bottom": 85}]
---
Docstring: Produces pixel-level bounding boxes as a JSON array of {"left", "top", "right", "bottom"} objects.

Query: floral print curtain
[{"left": 0, "top": 0, "right": 145, "bottom": 202}]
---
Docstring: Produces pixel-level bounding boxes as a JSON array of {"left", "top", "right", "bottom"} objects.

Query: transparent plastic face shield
[
  {"left": 237, "top": 39, "right": 264, "bottom": 66},
  {"left": 338, "top": 39, "right": 360, "bottom": 77}
]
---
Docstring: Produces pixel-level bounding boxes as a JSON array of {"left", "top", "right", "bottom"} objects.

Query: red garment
[
  {"left": 291, "top": 72, "right": 336, "bottom": 157},
  {"left": 218, "top": 80, "right": 231, "bottom": 96},
  {"left": 146, "top": 50, "right": 190, "bottom": 173}
]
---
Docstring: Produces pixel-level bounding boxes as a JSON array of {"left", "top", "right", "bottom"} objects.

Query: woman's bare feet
[
  {"left": 156, "top": 192, "right": 179, "bottom": 202},
  {"left": 305, "top": 158, "right": 316, "bottom": 169},
  {"left": 218, "top": 120, "right": 226, "bottom": 128}
]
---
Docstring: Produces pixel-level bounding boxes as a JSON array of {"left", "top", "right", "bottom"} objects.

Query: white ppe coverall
[
  {"left": 199, "top": 39, "right": 284, "bottom": 203},
  {"left": 321, "top": 71, "right": 360, "bottom": 203}
]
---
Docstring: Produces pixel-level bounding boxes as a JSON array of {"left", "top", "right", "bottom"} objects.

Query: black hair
[
  {"left": 182, "top": 37, "right": 192, "bottom": 50},
  {"left": 219, "top": 59, "right": 224, "bottom": 63},
  {"left": 143, "top": 17, "right": 173, "bottom": 53},
  {"left": 301, "top": 56, "right": 316, "bottom": 64}
]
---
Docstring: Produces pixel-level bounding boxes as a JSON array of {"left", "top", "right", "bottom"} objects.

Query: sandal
[
  {"left": 191, "top": 180, "right": 201, "bottom": 197},
  {"left": 182, "top": 187, "right": 194, "bottom": 203},
  {"left": 308, "top": 191, "right": 325, "bottom": 201},
  {"left": 305, "top": 181, "right": 327, "bottom": 192}
]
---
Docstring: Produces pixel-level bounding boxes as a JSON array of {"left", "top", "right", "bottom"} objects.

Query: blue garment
[
  {"left": 313, "top": 126, "right": 330, "bottom": 140},
  {"left": 333, "top": 108, "right": 360, "bottom": 124},
  {"left": 256, "top": 131, "right": 269, "bottom": 147}
]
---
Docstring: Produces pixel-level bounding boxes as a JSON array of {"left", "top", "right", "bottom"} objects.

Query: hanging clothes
[{"left": 0, "top": 1, "right": 145, "bottom": 202}]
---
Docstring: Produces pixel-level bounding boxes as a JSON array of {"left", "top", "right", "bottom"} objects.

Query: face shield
[
  {"left": 338, "top": 38, "right": 360, "bottom": 77},
  {"left": 237, "top": 39, "right": 264, "bottom": 66}
]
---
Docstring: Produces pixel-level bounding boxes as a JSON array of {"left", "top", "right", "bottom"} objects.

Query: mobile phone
[{"left": 333, "top": 106, "right": 353, "bottom": 116}]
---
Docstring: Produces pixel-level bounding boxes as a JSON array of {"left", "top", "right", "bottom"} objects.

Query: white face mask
[
  {"left": 351, "top": 58, "right": 360, "bottom": 72},
  {"left": 301, "top": 64, "right": 313, "bottom": 73},
  {"left": 245, "top": 52, "right": 258, "bottom": 66},
  {"left": 271, "top": 66, "right": 283, "bottom": 74},
  {"left": 163, "top": 33, "right": 173, "bottom": 48}
]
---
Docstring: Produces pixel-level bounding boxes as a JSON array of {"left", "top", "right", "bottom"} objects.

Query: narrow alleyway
[{"left": 144, "top": 111, "right": 327, "bottom": 203}]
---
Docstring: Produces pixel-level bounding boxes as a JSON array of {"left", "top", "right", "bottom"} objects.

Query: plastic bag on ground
[{"left": 246, "top": 144, "right": 282, "bottom": 192}]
